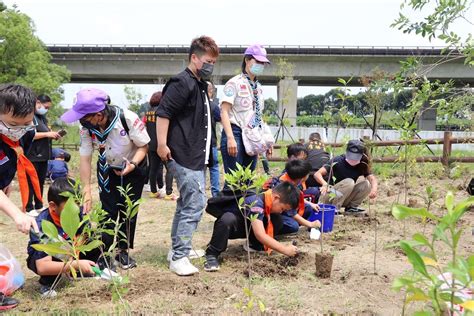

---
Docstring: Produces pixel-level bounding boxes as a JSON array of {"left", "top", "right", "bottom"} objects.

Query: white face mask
[
  {"left": 0, "top": 121, "right": 34, "bottom": 141},
  {"left": 36, "top": 106, "right": 48, "bottom": 115}
]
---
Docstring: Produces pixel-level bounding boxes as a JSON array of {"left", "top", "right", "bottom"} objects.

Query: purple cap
[
  {"left": 61, "top": 88, "right": 108, "bottom": 123},
  {"left": 244, "top": 44, "right": 270, "bottom": 63}
]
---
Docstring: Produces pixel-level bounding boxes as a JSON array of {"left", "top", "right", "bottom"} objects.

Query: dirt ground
[{"left": 0, "top": 168, "right": 473, "bottom": 314}]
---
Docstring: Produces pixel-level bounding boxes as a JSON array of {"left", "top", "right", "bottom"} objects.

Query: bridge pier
[
  {"left": 418, "top": 108, "right": 437, "bottom": 131},
  {"left": 277, "top": 78, "right": 298, "bottom": 127}
]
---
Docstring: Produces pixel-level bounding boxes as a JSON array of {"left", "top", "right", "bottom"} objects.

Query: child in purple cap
[
  {"left": 61, "top": 88, "right": 150, "bottom": 271},
  {"left": 219, "top": 44, "right": 273, "bottom": 178}
]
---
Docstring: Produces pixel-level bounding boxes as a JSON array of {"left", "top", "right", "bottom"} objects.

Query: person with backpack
[{"left": 61, "top": 88, "right": 150, "bottom": 270}]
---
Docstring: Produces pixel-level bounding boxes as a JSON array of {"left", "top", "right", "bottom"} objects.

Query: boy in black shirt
[{"left": 314, "top": 139, "right": 378, "bottom": 213}]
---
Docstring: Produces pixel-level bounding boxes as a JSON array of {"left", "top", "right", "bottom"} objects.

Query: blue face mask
[
  {"left": 36, "top": 106, "right": 48, "bottom": 115},
  {"left": 250, "top": 63, "right": 264, "bottom": 76}
]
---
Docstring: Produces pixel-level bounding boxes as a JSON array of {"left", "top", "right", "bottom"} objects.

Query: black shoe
[
  {"left": 345, "top": 206, "right": 366, "bottom": 213},
  {"left": 0, "top": 293, "right": 19, "bottom": 311},
  {"left": 97, "top": 256, "right": 117, "bottom": 272},
  {"left": 115, "top": 251, "right": 137, "bottom": 270},
  {"left": 204, "top": 255, "right": 220, "bottom": 272}
]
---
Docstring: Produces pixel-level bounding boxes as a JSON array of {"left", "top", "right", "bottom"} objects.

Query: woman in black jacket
[{"left": 26, "top": 95, "right": 61, "bottom": 215}]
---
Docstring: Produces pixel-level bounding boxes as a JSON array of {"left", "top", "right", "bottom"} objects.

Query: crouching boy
[
  {"left": 204, "top": 182, "right": 300, "bottom": 272},
  {"left": 27, "top": 178, "right": 99, "bottom": 297}
]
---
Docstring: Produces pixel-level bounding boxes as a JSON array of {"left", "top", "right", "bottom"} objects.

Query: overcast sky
[{"left": 4, "top": 0, "right": 473, "bottom": 107}]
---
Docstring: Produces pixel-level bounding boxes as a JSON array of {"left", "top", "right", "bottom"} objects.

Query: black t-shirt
[
  {"left": 0, "top": 130, "right": 35, "bottom": 189},
  {"left": 305, "top": 141, "right": 330, "bottom": 171},
  {"left": 27, "top": 114, "right": 51, "bottom": 162},
  {"left": 323, "top": 154, "right": 370, "bottom": 185}
]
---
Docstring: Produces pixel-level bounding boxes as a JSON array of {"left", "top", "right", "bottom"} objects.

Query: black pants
[
  {"left": 27, "top": 248, "right": 101, "bottom": 287},
  {"left": 26, "top": 161, "right": 48, "bottom": 211},
  {"left": 148, "top": 151, "right": 173, "bottom": 195},
  {"left": 206, "top": 212, "right": 283, "bottom": 256},
  {"left": 99, "top": 165, "right": 145, "bottom": 251}
]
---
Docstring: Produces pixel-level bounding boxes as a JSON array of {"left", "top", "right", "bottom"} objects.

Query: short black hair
[
  {"left": 0, "top": 84, "right": 36, "bottom": 118},
  {"left": 188, "top": 36, "right": 219, "bottom": 61},
  {"left": 37, "top": 94, "right": 51, "bottom": 103},
  {"left": 287, "top": 143, "right": 308, "bottom": 158},
  {"left": 272, "top": 182, "right": 300, "bottom": 209},
  {"left": 285, "top": 159, "right": 312, "bottom": 180},
  {"left": 48, "top": 177, "right": 76, "bottom": 206}
]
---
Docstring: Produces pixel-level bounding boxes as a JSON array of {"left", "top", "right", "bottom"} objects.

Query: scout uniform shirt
[
  {"left": 220, "top": 74, "right": 265, "bottom": 128},
  {"left": 79, "top": 109, "right": 150, "bottom": 166}
]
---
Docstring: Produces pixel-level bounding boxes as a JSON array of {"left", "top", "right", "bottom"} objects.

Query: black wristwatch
[{"left": 130, "top": 161, "right": 138, "bottom": 169}]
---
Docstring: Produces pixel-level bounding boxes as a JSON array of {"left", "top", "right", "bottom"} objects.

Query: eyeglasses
[{"left": 0, "top": 120, "right": 37, "bottom": 132}]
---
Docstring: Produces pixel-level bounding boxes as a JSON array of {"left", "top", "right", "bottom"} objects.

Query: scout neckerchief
[
  {"left": 88, "top": 108, "right": 121, "bottom": 193},
  {"left": 279, "top": 173, "right": 306, "bottom": 216},
  {"left": 263, "top": 190, "right": 274, "bottom": 254},
  {"left": 1, "top": 135, "right": 42, "bottom": 211},
  {"left": 243, "top": 73, "right": 262, "bottom": 128}
]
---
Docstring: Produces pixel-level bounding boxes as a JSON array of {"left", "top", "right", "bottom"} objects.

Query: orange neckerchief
[
  {"left": 279, "top": 173, "right": 306, "bottom": 216},
  {"left": 1, "top": 135, "right": 42, "bottom": 211},
  {"left": 263, "top": 190, "right": 274, "bottom": 254},
  {"left": 49, "top": 208, "right": 61, "bottom": 227}
]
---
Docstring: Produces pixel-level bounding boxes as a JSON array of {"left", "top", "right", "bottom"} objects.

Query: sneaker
[
  {"left": 345, "top": 206, "right": 366, "bottom": 213},
  {"left": 166, "top": 249, "right": 205, "bottom": 262},
  {"left": 39, "top": 285, "right": 58, "bottom": 298},
  {"left": 158, "top": 188, "right": 166, "bottom": 198},
  {"left": 164, "top": 193, "right": 178, "bottom": 201},
  {"left": 149, "top": 192, "right": 160, "bottom": 198},
  {"left": 170, "top": 257, "right": 199, "bottom": 276},
  {"left": 0, "top": 293, "right": 18, "bottom": 311},
  {"left": 115, "top": 252, "right": 137, "bottom": 270},
  {"left": 242, "top": 243, "right": 264, "bottom": 253},
  {"left": 203, "top": 255, "right": 220, "bottom": 272},
  {"left": 97, "top": 256, "right": 117, "bottom": 272},
  {"left": 143, "top": 184, "right": 151, "bottom": 192},
  {"left": 27, "top": 209, "right": 40, "bottom": 217}
]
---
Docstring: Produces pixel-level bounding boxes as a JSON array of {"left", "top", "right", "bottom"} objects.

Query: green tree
[
  {"left": 123, "top": 85, "right": 144, "bottom": 114},
  {"left": 263, "top": 97, "right": 277, "bottom": 116},
  {"left": 0, "top": 2, "right": 70, "bottom": 122}
]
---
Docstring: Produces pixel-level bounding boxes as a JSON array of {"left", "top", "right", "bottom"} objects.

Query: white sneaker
[
  {"left": 158, "top": 188, "right": 166, "bottom": 198},
  {"left": 169, "top": 257, "right": 199, "bottom": 276},
  {"left": 243, "top": 243, "right": 264, "bottom": 253},
  {"left": 27, "top": 209, "right": 40, "bottom": 217},
  {"left": 143, "top": 184, "right": 151, "bottom": 192},
  {"left": 167, "top": 249, "right": 206, "bottom": 262}
]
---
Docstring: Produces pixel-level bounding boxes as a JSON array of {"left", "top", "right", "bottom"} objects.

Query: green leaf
[
  {"left": 392, "top": 204, "right": 438, "bottom": 221},
  {"left": 70, "top": 264, "right": 77, "bottom": 279},
  {"left": 400, "top": 241, "right": 429, "bottom": 278},
  {"left": 412, "top": 233, "right": 431, "bottom": 247},
  {"left": 41, "top": 220, "right": 59, "bottom": 241},
  {"left": 60, "top": 197, "right": 80, "bottom": 238},
  {"left": 445, "top": 191, "right": 454, "bottom": 213},
  {"left": 392, "top": 276, "right": 416, "bottom": 291},
  {"left": 78, "top": 240, "right": 102, "bottom": 253},
  {"left": 243, "top": 287, "right": 252, "bottom": 297},
  {"left": 258, "top": 300, "right": 265, "bottom": 312},
  {"left": 32, "top": 243, "right": 70, "bottom": 256},
  {"left": 413, "top": 311, "right": 431, "bottom": 316}
]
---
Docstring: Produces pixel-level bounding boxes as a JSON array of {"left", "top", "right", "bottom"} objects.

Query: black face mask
[{"left": 198, "top": 62, "right": 214, "bottom": 79}]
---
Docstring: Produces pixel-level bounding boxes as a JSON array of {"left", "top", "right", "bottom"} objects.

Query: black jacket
[
  {"left": 27, "top": 114, "right": 51, "bottom": 162},
  {"left": 156, "top": 68, "right": 213, "bottom": 170}
]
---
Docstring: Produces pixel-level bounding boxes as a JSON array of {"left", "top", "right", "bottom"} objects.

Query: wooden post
[{"left": 442, "top": 131, "right": 452, "bottom": 167}]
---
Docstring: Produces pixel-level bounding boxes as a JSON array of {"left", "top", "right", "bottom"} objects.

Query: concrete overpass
[{"left": 48, "top": 44, "right": 473, "bottom": 126}]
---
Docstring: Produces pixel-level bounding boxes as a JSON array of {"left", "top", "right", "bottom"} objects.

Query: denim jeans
[
  {"left": 208, "top": 146, "right": 220, "bottom": 197},
  {"left": 167, "top": 160, "right": 206, "bottom": 260},
  {"left": 220, "top": 124, "right": 257, "bottom": 174}
]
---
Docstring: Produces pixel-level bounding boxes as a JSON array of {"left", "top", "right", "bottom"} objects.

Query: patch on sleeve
[
  {"left": 0, "top": 151, "right": 9, "bottom": 166},
  {"left": 250, "top": 206, "right": 264, "bottom": 214},
  {"left": 223, "top": 83, "right": 236, "bottom": 97}
]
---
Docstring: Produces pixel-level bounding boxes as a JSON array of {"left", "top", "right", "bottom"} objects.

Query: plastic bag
[{"left": 0, "top": 244, "right": 25, "bottom": 296}]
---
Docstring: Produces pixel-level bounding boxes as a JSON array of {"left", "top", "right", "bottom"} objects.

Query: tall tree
[{"left": 0, "top": 2, "right": 70, "bottom": 122}]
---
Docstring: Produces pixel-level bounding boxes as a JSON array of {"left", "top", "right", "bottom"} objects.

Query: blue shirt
[{"left": 47, "top": 160, "right": 68, "bottom": 180}]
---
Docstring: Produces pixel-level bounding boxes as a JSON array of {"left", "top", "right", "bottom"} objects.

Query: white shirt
[
  {"left": 204, "top": 93, "right": 212, "bottom": 165},
  {"left": 79, "top": 109, "right": 150, "bottom": 166},
  {"left": 220, "top": 73, "right": 265, "bottom": 128}
]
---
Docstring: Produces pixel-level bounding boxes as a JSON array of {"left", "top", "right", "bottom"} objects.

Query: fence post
[{"left": 442, "top": 131, "right": 452, "bottom": 166}]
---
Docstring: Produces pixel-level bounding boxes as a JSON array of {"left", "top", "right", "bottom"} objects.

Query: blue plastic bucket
[{"left": 308, "top": 204, "right": 336, "bottom": 232}]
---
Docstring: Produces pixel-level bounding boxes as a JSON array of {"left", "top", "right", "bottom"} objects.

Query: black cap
[{"left": 346, "top": 139, "right": 365, "bottom": 161}]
